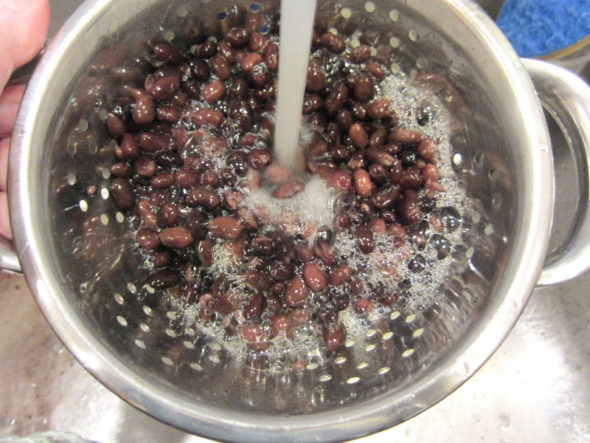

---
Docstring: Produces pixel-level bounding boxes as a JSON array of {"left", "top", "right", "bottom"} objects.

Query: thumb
[{"left": 0, "top": 0, "right": 50, "bottom": 90}]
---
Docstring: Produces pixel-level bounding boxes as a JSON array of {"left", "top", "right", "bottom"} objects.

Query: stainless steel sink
[{"left": 1, "top": 1, "right": 589, "bottom": 441}]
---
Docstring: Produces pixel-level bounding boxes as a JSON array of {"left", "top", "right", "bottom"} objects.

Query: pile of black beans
[{"left": 106, "top": 21, "right": 447, "bottom": 352}]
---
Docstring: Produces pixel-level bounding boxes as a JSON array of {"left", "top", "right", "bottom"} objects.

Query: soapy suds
[{"left": 177, "top": 69, "right": 471, "bottom": 363}]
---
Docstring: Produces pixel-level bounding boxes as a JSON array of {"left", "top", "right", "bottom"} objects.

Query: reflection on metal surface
[{"left": 1, "top": 270, "right": 589, "bottom": 442}]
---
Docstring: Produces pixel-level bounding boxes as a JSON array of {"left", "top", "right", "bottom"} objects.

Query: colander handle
[
  {"left": 0, "top": 237, "right": 20, "bottom": 272},
  {"left": 0, "top": 45, "right": 48, "bottom": 274},
  {"left": 523, "top": 59, "right": 590, "bottom": 286}
]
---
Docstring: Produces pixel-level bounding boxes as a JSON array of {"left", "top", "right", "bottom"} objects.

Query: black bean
[
  {"left": 191, "top": 59, "right": 211, "bottom": 81},
  {"left": 303, "top": 94, "right": 323, "bottom": 114},
  {"left": 401, "top": 149, "right": 418, "bottom": 167},
  {"left": 133, "top": 95, "right": 156, "bottom": 125},
  {"left": 197, "top": 39, "right": 218, "bottom": 58},
  {"left": 226, "top": 27, "right": 250, "bottom": 48},
  {"left": 158, "top": 202, "right": 178, "bottom": 227},
  {"left": 136, "top": 227, "right": 160, "bottom": 250},
  {"left": 147, "top": 269, "right": 179, "bottom": 289},
  {"left": 320, "top": 32, "right": 346, "bottom": 53},
  {"left": 187, "top": 186, "right": 220, "bottom": 209},
  {"left": 307, "top": 59, "right": 325, "bottom": 92},
  {"left": 350, "top": 45, "right": 371, "bottom": 63},
  {"left": 356, "top": 226, "right": 374, "bottom": 254},
  {"left": 353, "top": 75, "right": 374, "bottom": 102},
  {"left": 153, "top": 43, "right": 183, "bottom": 64},
  {"left": 325, "top": 84, "right": 348, "bottom": 115},
  {"left": 111, "top": 177, "right": 135, "bottom": 209},
  {"left": 371, "top": 185, "right": 400, "bottom": 209},
  {"left": 243, "top": 292, "right": 264, "bottom": 320},
  {"left": 408, "top": 254, "right": 426, "bottom": 273}
]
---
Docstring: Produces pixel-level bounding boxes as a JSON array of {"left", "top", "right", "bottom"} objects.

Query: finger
[
  {"left": 0, "top": 192, "right": 11, "bottom": 239},
  {"left": 0, "top": 0, "right": 50, "bottom": 90},
  {"left": 0, "top": 85, "right": 25, "bottom": 137},
  {"left": 0, "top": 137, "right": 8, "bottom": 191}
]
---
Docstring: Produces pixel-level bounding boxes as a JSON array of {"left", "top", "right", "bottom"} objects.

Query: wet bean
[
  {"left": 197, "top": 239, "right": 214, "bottom": 267},
  {"left": 201, "top": 80, "right": 226, "bottom": 103},
  {"left": 272, "top": 180, "right": 305, "bottom": 198},
  {"left": 325, "top": 84, "right": 348, "bottom": 115},
  {"left": 110, "top": 162, "right": 133, "bottom": 177},
  {"left": 160, "top": 226, "right": 194, "bottom": 248},
  {"left": 197, "top": 39, "right": 218, "bottom": 58},
  {"left": 365, "top": 147, "right": 396, "bottom": 167},
  {"left": 400, "top": 167, "right": 423, "bottom": 190},
  {"left": 350, "top": 44, "right": 371, "bottom": 63},
  {"left": 226, "top": 27, "right": 250, "bottom": 48},
  {"left": 262, "top": 43, "right": 278, "bottom": 71},
  {"left": 241, "top": 52, "right": 263, "bottom": 73},
  {"left": 356, "top": 226, "right": 374, "bottom": 253},
  {"left": 270, "top": 262, "right": 295, "bottom": 280},
  {"left": 371, "top": 185, "right": 400, "bottom": 209},
  {"left": 353, "top": 168, "right": 373, "bottom": 198},
  {"left": 366, "top": 60, "right": 386, "bottom": 80},
  {"left": 417, "top": 138, "right": 437, "bottom": 162},
  {"left": 248, "top": 149, "right": 272, "bottom": 170},
  {"left": 368, "top": 99, "right": 392, "bottom": 120},
  {"left": 175, "top": 167, "right": 199, "bottom": 188},
  {"left": 106, "top": 113, "right": 126, "bottom": 137},
  {"left": 320, "top": 32, "right": 345, "bottom": 53},
  {"left": 157, "top": 106, "right": 181, "bottom": 123},
  {"left": 191, "top": 59, "right": 210, "bottom": 81},
  {"left": 243, "top": 292, "right": 264, "bottom": 320},
  {"left": 307, "top": 59, "right": 325, "bottom": 92},
  {"left": 147, "top": 269, "right": 179, "bottom": 289},
  {"left": 193, "top": 108, "right": 224, "bottom": 127},
  {"left": 368, "top": 163, "right": 388, "bottom": 184},
  {"left": 157, "top": 202, "right": 178, "bottom": 227},
  {"left": 284, "top": 276, "right": 310, "bottom": 307},
  {"left": 399, "top": 190, "right": 423, "bottom": 224},
  {"left": 208, "top": 216, "right": 243, "bottom": 240},
  {"left": 314, "top": 241, "right": 337, "bottom": 266},
  {"left": 270, "top": 313, "right": 291, "bottom": 338},
  {"left": 353, "top": 75, "right": 374, "bottom": 102},
  {"left": 241, "top": 324, "right": 268, "bottom": 351},
  {"left": 249, "top": 32, "right": 266, "bottom": 52},
  {"left": 136, "top": 227, "right": 160, "bottom": 250},
  {"left": 302, "top": 262, "right": 327, "bottom": 292},
  {"left": 133, "top": 155, "right": 157, "bottom": 177},
  {"left": 153, "top": 43, "right": 183, "bottom": 64},
  {"left": 133, "top": 95, "right": 156, "bottom": 125},
  {"left": 329, "top": 264, "right": 353, "bottom": 286},
  {"left": 349, "top": 123, "right": 369, "bottom": 149},
  {"left": 111, "top": 178, "right": 135, "bottom": 209},
  {"left": 187, "top": 186, "right": 220, "bottom": 209},
  {"left": 369, "top": 128, "right": 387, "bottom": 149},
  {"left": 149, "top": 76, "right": 180, "bottom": 100},
  {"left": 423, "top": 163, "right": 439, "bottom": 182},
  {"left": 138, "top": 132, "right": 171, "bottom": 153},
  {"left": 323, "top": 323, "right": 346, "bottom": 350},
  {"left": 150, "top": 172, "right": 175, "bottom": 189},
  {"left": 349, "top": 101, "right": 368, "bottom": 120},
  {"left": 336, "top": 109, "right": 353, "bottom": 131},
  {"left": 303, "top": 94, "right": 323, "bottom": 114},
  {"left": 389, "top": 128, "right": 424, "bottom": 144},
  {"left": 210, "top": 56, "right": 231, "bottom": 80}
]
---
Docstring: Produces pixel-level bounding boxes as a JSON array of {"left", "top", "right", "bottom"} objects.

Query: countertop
[{"left": 1, "top": 1, "right": 589, "bottom": 442}]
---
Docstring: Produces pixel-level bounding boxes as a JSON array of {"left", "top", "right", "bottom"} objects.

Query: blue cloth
[{"left": 496, "top": 0, "right": 590, "bottom": 57}]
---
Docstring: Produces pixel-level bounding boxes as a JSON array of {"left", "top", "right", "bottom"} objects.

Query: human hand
[{"left": 0, "top": 0, "right": 50, "bottom": 239}]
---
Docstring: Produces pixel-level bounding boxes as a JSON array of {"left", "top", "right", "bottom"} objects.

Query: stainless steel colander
[{"left": 6, "top": 0, "right": 590, "bottom": 441}]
